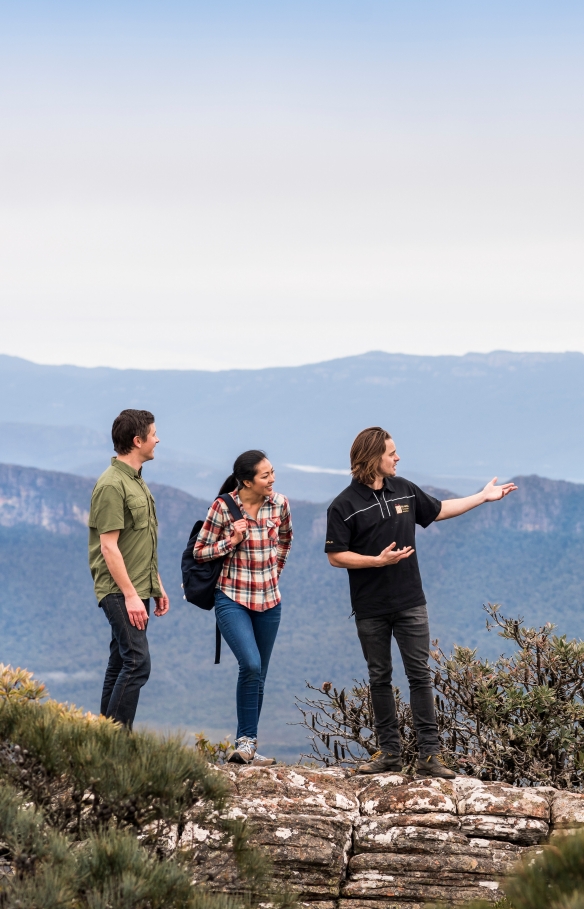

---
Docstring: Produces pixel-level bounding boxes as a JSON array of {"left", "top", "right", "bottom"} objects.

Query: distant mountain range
[
  {"left": 1, "top": 350, "right": 584, "bottom": 501},
  {"left": 1, "top": 462, "right": 583, "bottom": 761}
]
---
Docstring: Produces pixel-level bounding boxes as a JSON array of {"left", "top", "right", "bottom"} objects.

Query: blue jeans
[
  {"left": 99, "top": 593, "right": 151, "bottom": 730},
  {"left": 214, "top": 590, "right": 281, "bottom": 740}
]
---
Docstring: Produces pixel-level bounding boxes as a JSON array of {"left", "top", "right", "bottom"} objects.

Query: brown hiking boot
[
  {"left": 416, "top": 754, "right": 456, "bottom": 779},
  {"left": 357, "top": 751, "right": 403, "bottom": 774}
]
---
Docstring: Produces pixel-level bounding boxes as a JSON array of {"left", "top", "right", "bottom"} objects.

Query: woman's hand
[{"left": 231, "top": 519, "right": 247, "bottom": 545}]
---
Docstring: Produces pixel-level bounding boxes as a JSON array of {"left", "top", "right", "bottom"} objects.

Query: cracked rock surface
[{"left": 188, "top": 765, "right": 583, "bottom": 906}]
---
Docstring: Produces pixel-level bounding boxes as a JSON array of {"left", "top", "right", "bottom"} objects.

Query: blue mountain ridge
[{"left": 1, "top": 350, "right": 584, "bottom": 493}]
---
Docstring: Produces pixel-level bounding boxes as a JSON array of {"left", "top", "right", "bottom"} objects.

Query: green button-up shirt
[{"left": 88, "top": 458, "right": 162, "bottom": 604}]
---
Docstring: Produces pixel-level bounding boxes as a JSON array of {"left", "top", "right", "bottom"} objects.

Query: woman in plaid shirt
[{"left": 194, "top": 450, "right": 293, "bottom": 765}]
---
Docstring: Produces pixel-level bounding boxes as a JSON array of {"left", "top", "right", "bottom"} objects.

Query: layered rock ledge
[{"left": 186, "top": 765, "right": 584, "bottom": 908}]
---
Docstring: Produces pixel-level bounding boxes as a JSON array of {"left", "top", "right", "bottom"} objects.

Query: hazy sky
[{"left": 2, "top": 1, "right": 583, "bottom": 369}]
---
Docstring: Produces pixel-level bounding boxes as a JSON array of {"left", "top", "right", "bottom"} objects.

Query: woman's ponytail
[
  {"left": 218, "top": 473, "right": 238, "bottom": 496},
  {"left": 217, "top": 450, "right": 267, "bottom": 496}
]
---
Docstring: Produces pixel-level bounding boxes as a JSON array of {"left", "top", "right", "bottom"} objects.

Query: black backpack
[{"left": 181, "top": 493, "right": 244, "bottom": 664}]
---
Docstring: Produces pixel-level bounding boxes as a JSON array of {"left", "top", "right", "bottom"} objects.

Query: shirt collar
[
  {"left": 351, "top": 477, "right": 396, "bottom": 500},
  {"left": 231, "top": 490, "right": 274, "bottom": 509},
  {"left": 111, "top": 457, "right": 142, "bottom": 479}
]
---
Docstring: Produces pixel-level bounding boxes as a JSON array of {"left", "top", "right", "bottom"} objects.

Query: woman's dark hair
[
  {"left": 112, "top": 409, "right": 155, "bottom": 455},
  {"left": 219, "top": 450, "right": 268, "bottom": 495}
]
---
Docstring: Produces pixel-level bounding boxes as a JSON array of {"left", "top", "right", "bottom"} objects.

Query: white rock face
[{"left": 186, "top": 766, "right": 576, "bottom": 906}]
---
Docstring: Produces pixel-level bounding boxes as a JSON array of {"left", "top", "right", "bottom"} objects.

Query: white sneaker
[
  {"left": 252, "top": 752, "right": 276, "bottom": 767},
  {"left": 227, "top": 736, "right": 257, "bottom": 764}
]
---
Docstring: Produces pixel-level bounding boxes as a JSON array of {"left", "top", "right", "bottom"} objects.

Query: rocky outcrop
[{"left": 187, "top": 765, "right": 584, "bottom": 907}]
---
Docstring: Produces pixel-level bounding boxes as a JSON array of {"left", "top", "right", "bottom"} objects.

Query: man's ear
[{"left": 133, "top": 435, "right": 143, "bottom": 449}]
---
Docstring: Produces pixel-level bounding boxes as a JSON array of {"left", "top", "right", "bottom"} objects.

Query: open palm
[{"left": 482, "top": 477, "right": 517, "bottom": 501}]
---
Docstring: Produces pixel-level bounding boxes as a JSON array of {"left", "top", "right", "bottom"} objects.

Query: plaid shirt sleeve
[
  {"left": 276, "top": 497, "right": 293, "bottom": 574},
  {"left": 193, "top": 499, "right": 235, "bottom": 562}
]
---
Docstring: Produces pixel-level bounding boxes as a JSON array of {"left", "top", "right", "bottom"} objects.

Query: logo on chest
[{"left": 394, "top": 503, "right": 410, "bottom": 514}]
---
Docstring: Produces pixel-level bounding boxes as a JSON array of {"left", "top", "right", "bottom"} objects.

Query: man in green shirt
[{"left": 88, "top": 409, "right": 169, "bottom": 728}]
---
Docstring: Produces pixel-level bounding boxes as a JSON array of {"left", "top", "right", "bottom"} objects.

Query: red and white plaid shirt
[{"left": 193, "top": 490, "right": 293, "bottom": 611}]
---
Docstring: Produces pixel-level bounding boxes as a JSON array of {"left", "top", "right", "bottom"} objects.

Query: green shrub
[
  {"left": 459, "top": 832, "right": 584, "bottom": 909},
  {"left": 0, "top": 779, "right": 244, "bottom": 909},
  {"left": 505, "top": 832, "right": 584, "bottom": 909},
  {"left": 193, "top": 733, "right": 233, "bottom": 765},
  {"left": 297, "top": 604, "right": 584, "bottom": 787},
  {"left": 0, "top": 696, "right": 228, "bottom": 843},
  {"left": 0, "top": 666, "right": 278, "bottom": 909}
]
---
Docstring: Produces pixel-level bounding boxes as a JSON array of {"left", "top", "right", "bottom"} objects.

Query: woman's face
[{"left": 245, "top": 458, "right": 275, "bottom": 497}]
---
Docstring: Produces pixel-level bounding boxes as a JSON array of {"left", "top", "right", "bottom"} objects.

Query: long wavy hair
[{"left": 350, "top": 427, "right": 391, "bottom": 486}]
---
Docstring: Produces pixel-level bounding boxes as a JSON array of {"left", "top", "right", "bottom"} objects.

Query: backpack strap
[
  {"left": 214, "top": 622, "right": 222, "bottom": 665},
  {"left": 218, "top": 493, "right": 244, "bottom": 522}
]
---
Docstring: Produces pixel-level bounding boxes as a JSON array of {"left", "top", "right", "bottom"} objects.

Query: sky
[{"left": 1, "top": 1, "right": 583, "bottom": 370}]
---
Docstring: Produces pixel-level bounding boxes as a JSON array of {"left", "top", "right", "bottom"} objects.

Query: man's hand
[
  {"left": 482, "top": 477, "right": 518, "bottom": 501},
  {"left": 231, "top": 518, "right": 248, "bottom": 545},
  {"left": 154, "top": 593, "right": 169, "bottom": 617},
  {"left": 126, "top": 593, "right": 149, "bottom": 630},
  {"left": 436, "top": 477, "right": 518, "bottom": 521},
  {"left": 375, "top": 543, "right": 415, "bottom": 566}
]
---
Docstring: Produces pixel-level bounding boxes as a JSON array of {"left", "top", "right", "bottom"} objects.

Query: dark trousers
[
  {"left": 99, "top": 593, "right": 151, "bottom": 729},
  {"left": 355, "top": 604, "right": 440, "bottom": 756}
]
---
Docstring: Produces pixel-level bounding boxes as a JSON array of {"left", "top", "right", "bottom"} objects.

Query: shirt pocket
[
  {"left": 266, "top": 518, "right": 281, "bottom": 542},
  {"left": 126, "top": 495, "right": 149, "bottom": 530}
]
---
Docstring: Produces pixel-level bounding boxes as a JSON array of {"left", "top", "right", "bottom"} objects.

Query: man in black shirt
[{"left": 325, "top": 426, "right": 516, "bottom": 777}]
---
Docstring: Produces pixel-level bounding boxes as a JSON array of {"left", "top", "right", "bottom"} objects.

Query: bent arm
[
  {"left": 328, "top": 551, "right": 382, "bottom": 569},
  {"left": 436, "top": 477, "right": 517, "bottom": 522},
  {"left": 327, "top": 543, "right": 414, "bottom": 569},
  {"left": 194, "top": 501, "right": 235, "bottom": 561},
  {"left": 100, "top": 531, "right": 138, "bottom": 597},
  {"left": 100, "top": 531, "right": 149, "bottom": 628}
]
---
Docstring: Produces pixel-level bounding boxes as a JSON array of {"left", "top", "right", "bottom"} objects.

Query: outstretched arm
[{"left": 435, "top": 477, "right": 517, "bottom": 522}]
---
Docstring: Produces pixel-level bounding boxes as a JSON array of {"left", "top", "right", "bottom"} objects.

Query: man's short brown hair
[
  {"left": 350, "top": 426, "right": 392, "bottom": 486},
  {"left": 112, "top": 409, "right": 155, "bottom": 455}
]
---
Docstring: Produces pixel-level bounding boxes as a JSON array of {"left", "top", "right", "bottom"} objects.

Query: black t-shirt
[{"left": 324, "top": 477, "right": 442, "bottom": 619}]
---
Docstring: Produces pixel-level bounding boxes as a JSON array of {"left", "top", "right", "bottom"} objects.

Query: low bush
[
  {"left": 0, "top": 779, "right": 242, "bottom": 909},
  {"left": 296, "top": 604, "right": 584, "bottom": 787},
  {"left": 0, "top": 665, "right": 276, "bottom": 909}
]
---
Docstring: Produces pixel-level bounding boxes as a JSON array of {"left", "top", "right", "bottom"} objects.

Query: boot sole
[
  {"left": 416, "top": 769, "right": 456, "bottom": 779},
  {"left": 227, "top": 752, "right": 253, "bottom": 764}
]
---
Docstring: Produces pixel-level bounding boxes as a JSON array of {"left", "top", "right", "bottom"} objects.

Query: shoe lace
[
  {"left": 370, "top": 751, "right": 382, "bottom": 760},
  {"left": 427, "top": 754, "right": 446, "bottom": 765},
  {"left": 237, "top": 737, "right": 257, "bottom": 757}
]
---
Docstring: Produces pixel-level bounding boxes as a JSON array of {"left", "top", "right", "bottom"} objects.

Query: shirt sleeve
[
  {"left": 193, "top": 499, "right": 235, "bottom": 562},
  {"left": 324, "top": 501, "right": 352, "bottom": 552},
  {"left": 276, "top": 498, "right": 293, "bottom": 573},
  {"left": 89, "top": 485, "right": 126, "bottom": 534},
  {"left": 412, "top": 483, "right": 442, "bottom": 528}
]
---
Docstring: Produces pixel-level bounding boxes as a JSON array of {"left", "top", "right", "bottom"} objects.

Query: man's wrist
[{"left": 122, "top": 587, "right": 140, "bottom": 601}]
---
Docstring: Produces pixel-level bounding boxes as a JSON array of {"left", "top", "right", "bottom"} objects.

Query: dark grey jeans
[
  {"left": 355, "top": 604, "right": 440, "bottom": 756},
  {"left": 99, "top": 593, "right": 151, "bottom": 729}
]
